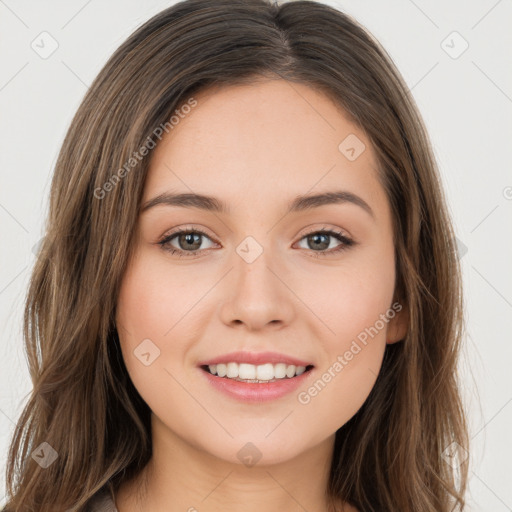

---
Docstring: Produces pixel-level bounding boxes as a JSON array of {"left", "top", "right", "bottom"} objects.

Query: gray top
[{"left": 87, "top": 487, "right": 119, "bottom": 512}]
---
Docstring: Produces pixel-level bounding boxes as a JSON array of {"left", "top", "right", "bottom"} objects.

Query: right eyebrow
[{"left": 140, "top": 192, "right": 227, "bottom": 214}]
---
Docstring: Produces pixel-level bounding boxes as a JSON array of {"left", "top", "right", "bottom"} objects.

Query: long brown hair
[{"left": 3, "top": 0, "right": 469, "bottom": 510}]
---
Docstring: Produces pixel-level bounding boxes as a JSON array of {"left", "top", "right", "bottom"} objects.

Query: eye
[
  {"left": 157, "top": 227, "right": 217, "bottom": 257},
  {"left": 294, "top": 226, "right": 355, "bottom": 258}
]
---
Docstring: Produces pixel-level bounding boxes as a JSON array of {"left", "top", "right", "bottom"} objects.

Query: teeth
[{"left": 206, "top": 362, "right": 308, "bottom": 381}]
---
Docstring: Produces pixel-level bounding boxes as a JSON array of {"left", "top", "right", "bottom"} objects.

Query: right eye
[{"left": 157, "top": 228, "right": 218, "bottom": 257}]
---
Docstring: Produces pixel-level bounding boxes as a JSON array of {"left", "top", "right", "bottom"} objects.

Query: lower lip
[{"left": 199, "top": 366, "right": 314, "bottom": 403}]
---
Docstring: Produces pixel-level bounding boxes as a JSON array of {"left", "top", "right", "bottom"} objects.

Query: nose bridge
[{"left": 218, "top": 233, "right": 295, "bottom": 330}]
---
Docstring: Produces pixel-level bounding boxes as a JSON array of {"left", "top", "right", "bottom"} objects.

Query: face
[{"left": 115, "top": 79, "right": 407, "bottom": 466}]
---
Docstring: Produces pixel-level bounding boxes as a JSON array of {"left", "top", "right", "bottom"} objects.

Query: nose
[{"left": 218, "top": 247, "right": 296, "bottom": 332}]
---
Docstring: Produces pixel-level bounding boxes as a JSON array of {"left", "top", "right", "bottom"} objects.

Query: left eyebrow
[
  {"left": 140, "top": 190, "right": 375, "bottom": 220},
  {"left": 289, "top": 190, "right": 374, "bottom": 219}
]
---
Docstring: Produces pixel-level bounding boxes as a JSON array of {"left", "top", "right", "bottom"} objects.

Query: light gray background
[{"left": 1, "top": 0, "right": 511, "bottom": 510}]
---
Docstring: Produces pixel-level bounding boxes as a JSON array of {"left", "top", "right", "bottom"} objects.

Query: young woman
[{"left": 2, "top": 0, "right": 469, "bottom": 510}]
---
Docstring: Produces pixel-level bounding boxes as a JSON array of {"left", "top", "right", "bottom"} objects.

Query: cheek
[
  {"left": 115, "top": 257, "right": 208, "bottom": 421},
  {"left": 292, "top": 252, "right": 394, "bottom": 428},
  {"left": 297, "top": 250, "right": 395, "bottom": 349},
  {"left": 115, "top": 255, "right": 199, "bottom": 384},
  {"left": 116, "top": 252, "right": 208, "bottom": 344},
  {"left": 331, "top": 272, "right": 394, "bottom": 349}
]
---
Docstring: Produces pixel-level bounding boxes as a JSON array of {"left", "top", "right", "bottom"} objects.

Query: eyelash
[{"left": 157, "top": 226, "right": 355, "bottom": 259}]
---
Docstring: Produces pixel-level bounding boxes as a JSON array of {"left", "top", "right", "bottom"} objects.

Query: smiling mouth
[{"left": 200, "top": 363, "right": 314, "bottom": 383}]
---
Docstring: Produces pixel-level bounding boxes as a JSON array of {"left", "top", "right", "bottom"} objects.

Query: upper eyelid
[{"left": 161, "top": 226, "right": 216, "bottom": 242}]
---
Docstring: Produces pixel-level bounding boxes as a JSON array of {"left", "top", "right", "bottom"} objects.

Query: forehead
[{"left": 143, "top": 79, "right": 385, "bottom": 214}]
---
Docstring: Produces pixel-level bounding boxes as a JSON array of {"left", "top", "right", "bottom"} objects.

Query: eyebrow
[{"left": 140, "top": 190, "right": 375, "bottom": 219}]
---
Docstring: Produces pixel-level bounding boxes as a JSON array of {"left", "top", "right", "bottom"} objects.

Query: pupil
[
  {"left": 309, "top": 233, "right": 328, "bottom": 250},
  {"left": 180, "top": 233, "right": 201, "bottom": 250}
]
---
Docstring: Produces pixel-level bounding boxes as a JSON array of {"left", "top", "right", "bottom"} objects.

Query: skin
[{"left": 114, "top": 79, "right": 408, "bottom": 512}]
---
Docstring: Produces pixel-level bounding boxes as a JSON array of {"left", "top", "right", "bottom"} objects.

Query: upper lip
[{"left": 198, "top": 351, "right": 313, "bottom": 367}]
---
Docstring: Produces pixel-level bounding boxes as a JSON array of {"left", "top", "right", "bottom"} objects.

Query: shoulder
[{"left": 86, "top": 487, "right": 118, "bottom": 512}]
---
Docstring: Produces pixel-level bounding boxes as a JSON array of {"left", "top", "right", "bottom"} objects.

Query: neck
[{"left": 115, "top": 413, "right": 346, "bottom": 512}]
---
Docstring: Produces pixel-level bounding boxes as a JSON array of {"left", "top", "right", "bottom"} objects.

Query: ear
[{"left": 386, "top": 301, "right": 408, "bottom": 344}]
